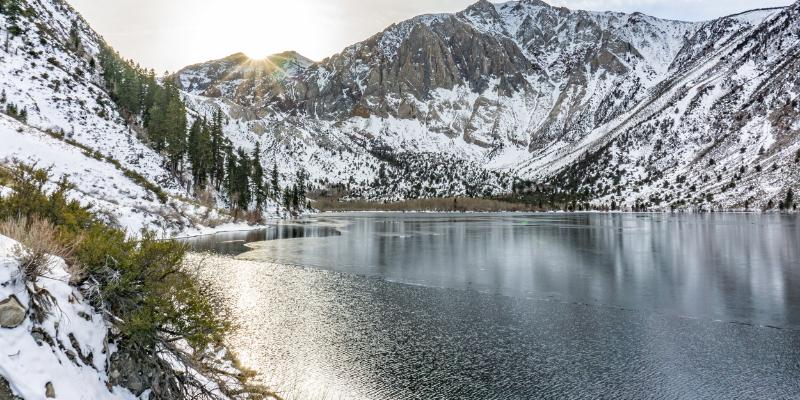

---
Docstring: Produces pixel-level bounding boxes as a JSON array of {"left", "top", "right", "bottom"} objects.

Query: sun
[{"left": 240, "top": 51, "right": 265, "bottom": 60}]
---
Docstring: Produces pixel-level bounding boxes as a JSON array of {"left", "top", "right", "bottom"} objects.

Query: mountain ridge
[
  {"left": 1, "top": 0, "right": 798, "bottom": 212},
  {"left": 173, "top": 0, "right": 799, "bottom": 210}
]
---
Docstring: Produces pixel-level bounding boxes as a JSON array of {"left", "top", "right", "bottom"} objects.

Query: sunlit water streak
[{"left": 187, "top": 213, "right": 800, "bottom": 399}]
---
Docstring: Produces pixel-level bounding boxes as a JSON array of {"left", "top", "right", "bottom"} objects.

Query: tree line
[
  {"left": 0, "top": 0, "right": 27, "bottom": 36},
  {"left": 97, "top": 45, "right": 306, "bottom": 214}
]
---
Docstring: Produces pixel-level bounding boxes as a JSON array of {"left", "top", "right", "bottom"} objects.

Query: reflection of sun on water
[{"left": 195, "top": 254, "right": 355, "bottom": 399}]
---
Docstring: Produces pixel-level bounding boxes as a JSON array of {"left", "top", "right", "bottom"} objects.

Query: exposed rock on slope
[{"left": 175, "top": 0, "right": 799, "bottom": 209}]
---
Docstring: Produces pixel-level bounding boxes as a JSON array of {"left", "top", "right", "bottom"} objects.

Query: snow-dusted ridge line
[{"left": 170, "top": 0, "right": 799, "bottom": 210}]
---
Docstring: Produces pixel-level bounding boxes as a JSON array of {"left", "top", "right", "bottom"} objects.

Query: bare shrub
[
  {"left": 243, "top": 210, "right": 264, "bottom": 225},
  {"left": 196, "top": 187, "right": 217, "bottom": 210},
  {"left": 0, "top": 216, "right": 80, "bottom": 282}
]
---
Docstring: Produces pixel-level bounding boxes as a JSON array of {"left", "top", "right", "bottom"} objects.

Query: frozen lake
[{"left": 188, "top": 213, "right": 800, "bottom": 399}]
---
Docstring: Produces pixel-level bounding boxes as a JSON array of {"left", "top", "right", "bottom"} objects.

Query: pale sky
[{"left": 68, "top": 0, "right": 792, "bottom": 72}]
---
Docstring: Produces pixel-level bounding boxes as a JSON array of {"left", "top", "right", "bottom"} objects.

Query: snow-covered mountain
[
  {"left": 1, "top": 0, "right": 797, "bottom": 211},
  {"left": 176, "top": 0, "right": 799, "bottom": 209},
  {"left": 0, "top": 0, "right": 287, "bottom": 236}
]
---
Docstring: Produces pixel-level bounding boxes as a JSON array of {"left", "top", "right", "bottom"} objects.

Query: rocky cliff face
[{"left": 177, "top": 0, "right": 799, "bottom": 209}]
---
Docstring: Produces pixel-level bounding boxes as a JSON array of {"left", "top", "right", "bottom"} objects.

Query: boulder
[
  {"left": 45, "top": 382, "right": 55, "bottom": 398},
  {"left": 108, "top": 351, "right": 152, "bottom": 395},
  {"left": 0, "top": 375, "right": 22, "bottom": 400},
  {"left": 0, "top": 295, "right": 26, "bottom": 329}
]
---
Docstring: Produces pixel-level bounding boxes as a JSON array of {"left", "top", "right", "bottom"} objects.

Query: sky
[{"left": 68, "top": 0, "right": 792, "bottom": 72}]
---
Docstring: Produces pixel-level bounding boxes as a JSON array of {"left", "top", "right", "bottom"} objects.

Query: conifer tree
[
  {"left": 786, "top": 188, "right": 794, "bottom": 210},
  {"left": 252, "top": 143, "right": 267, "bottom": 209},
  {"left": 198, "top": 121, "right": 214, "bottom": 188},
  {"left": 187, "top": 120, "right": 201, "bottom": 167},
  {"left": 142, "top": 70, "right": 158, "bottom": 125},
  {"left": 188, "top": 119, "right": 213, "bottom": 189},
  {"left": 235, "top": 148, "right": 252, "bottom": 210},
  {"left": 224, "top": 146, "right": 238, "bottom": 207},
  {"left": 69, "top": 20, "right": 81, "bottom": 51},
  {"left": 211, "top": 110, "right": 226, "bottom": 189},
  {"left": 271, "top": 163, "right": 280, "bottom": 195},
  {"left": 291, "top": 184, "right": 300, "bottom": 210},
  {"left": 283, "top": 187, "right": 292, "bottom": 210},
  {"left": 163, "top": 82, "right": 187, "bottom": 174},
  {"left": 296, "top": 169, "right": 306, "bottom": 201},
  {"left": 3, "top": 0, "right": 25, "bottom": 35},
  {"left": 145, "top": 84, "right": 168, "bottom": 151}
]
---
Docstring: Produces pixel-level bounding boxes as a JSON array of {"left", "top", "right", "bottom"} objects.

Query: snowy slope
[
  {"left": 0, "top": 114, "right": 234, "bottom": 236},
  {"left": 0, "top": 0, "right": 286, "bottom": 234},
  {"left": 0, "top": 235, "right": 138, "bottom": 400},
  {"left": 518, "top": 5, "right": 799, "bottom": 210}
]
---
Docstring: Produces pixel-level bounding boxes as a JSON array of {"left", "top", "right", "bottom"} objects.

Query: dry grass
[
  {"left": 241, "top": 210, "right": 264, "bottom": 225},
  {"left": 312, "top": 197, "right": 543, "bottom": 212},
  {"left": 0, "top": 216, "right": 82, "bottom": 282}
]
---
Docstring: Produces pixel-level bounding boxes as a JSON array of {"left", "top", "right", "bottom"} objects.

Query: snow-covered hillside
[
  {"left": 175, "top": 0, "right": 799, "bottom": 209},
  {"left": 0, "top": 114, "right": 236, "bottom": 236},
  {"left": 0, "top": 0, "right": 286, "bottom": 235},
  {"left": 0, "top": 235, "right": 137, "bottom": 399},
  {"left": 2, "top": 0, "right": 797, "bottom": 213}
]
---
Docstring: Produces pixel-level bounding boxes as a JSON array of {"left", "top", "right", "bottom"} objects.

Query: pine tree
[
  {"left": 211, "top": 110, "right": 226, "bottom": 189},
  {"left": 193, "top": 120, "right": 213, "bottom": 189},
  {"left": 235, "top": 148, "right": 251, "bottom": 210},
  {"left": 271, "top": 163, "right": 280, "bottom": 195},
  {"left": 142, "top": 70, "right": 158, "bottom": 125},
  {"left": 5, "top": 103, "right": 17, "bottom": 118},
  {"left": 187, "top": 119, "right": 210, "bottom": 189},
  {"left": 69, "top": 20, "right": 81, "bottom": 51},
  {"left": 3, "top": 0, "right": 25, "bottom": 35},
  {"left": 786, "top": 188, "right": 794, "bottom": 211},
  {"left": 291, "top": 184, "right": 300, "bottom": 210},
  {"left": 378, "top": 164, "right": 386, "bottom": 185},
  {"left": 283, "top": 187, "right": 293, "bottom": 210},
  {"left": 296, "top": 169, "right": 306, "bottom": 201},
  {"left": 252, "top": 143, "right": 267, "bottom": 209},
  {"left": 163, "top": 82, "right": 187, "bottom": 174},
  {"left": 119, "top": 67, "right": 142, "bottom": 117},
  {"left": 145, "top": 84, "right": 168, "bottom": 151},
  {"left": 224, "top": 146, "right": 238, "bottom": 207}
]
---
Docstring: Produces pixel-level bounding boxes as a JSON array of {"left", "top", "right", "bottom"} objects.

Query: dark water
[
  {"left": 182, "top": 222, "right": 340, "bottom": 255},
  {"left": 194, "top": 213, "right": 800, "bottom": 399}
]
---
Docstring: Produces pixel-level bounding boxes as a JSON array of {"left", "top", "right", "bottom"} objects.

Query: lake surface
[{"left": 189, "top": 213, "right": 800, "bottom": 399}]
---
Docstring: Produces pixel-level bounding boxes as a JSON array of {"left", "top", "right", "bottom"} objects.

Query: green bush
[{"left": 0, "top": 163, "right": 234, "bottom": 398}]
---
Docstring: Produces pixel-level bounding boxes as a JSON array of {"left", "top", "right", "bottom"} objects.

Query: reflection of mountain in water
[
  {"left": 236, "top": 213, "right": 800, "bottom": 329},
  {"left": 182, "top": 223, "right": 341, "bottom": 255}
]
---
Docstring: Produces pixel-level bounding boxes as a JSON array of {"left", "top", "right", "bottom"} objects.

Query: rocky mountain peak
[
  {"left": 175, "top": 50, "right": 314, "bottom": 101},
  {"left": 463, "top": 0, "right": 498, "bottom": 14}
]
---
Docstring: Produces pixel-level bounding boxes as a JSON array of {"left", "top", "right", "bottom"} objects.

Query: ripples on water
[{"left": 188, "top": 213, "right": 800, "bottom": 399}]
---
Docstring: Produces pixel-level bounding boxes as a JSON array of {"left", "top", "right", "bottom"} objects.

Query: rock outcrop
[{"left": 0, "top": 295, "right": 25, "bottom": 329}]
